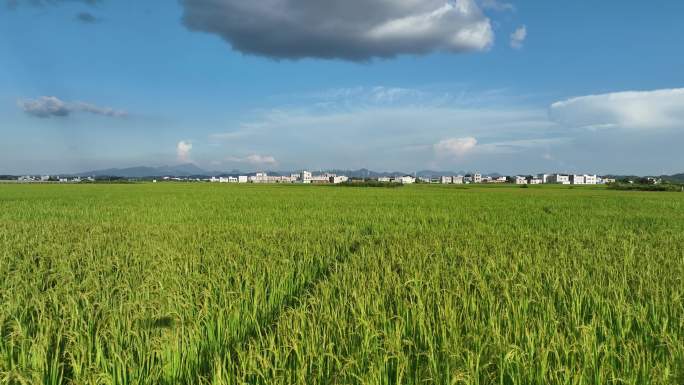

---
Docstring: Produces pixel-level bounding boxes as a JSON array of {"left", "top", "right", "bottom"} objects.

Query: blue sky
[{"left": 1, "top": 0, "right": 683, "bottom": 175}]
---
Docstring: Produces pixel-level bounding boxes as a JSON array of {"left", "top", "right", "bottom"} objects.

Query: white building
[
  {"left": 528, "top": 177, "right": 543, "bottom": 185},
  {"left": 300, "top": 171, "right": 312, "bottom": 183},
  {"left": 250, "top": 172, "right": 269, "bottom": 183},
  {"left": 571, "top": 175, "right": 586, "bottom": 185},
  {"left": 378, "top": 177, "right": 391, "bottom": 183},
  {"left": 331, "top": 176, "right": 349, "bottom": 184},
  {"left": 440, "top": 176, "right": 453, "bottom": 184},
  {"left": 538, "top": 174, "right": 552, "bottom": 184},
  {"left": 452, "top": 176, "right": 464, "bottom": 184},
  {"left": 238, "top": 176, "right": 248, "bottom": 183},
  {"left": 584, "top": 175, "right": 598, "bottom": 185},
  {"left": 513, "top": 176, "right": 527, "bottom": 185},
  {"left": 548, "top": 174, "right": 570, "bottom": 184},
  {"left": 309, "top": 175, "right": 330, "bottom": 183},
  {"left": 474, "top": 173, "right": 482, "bottom": 184},
  {"left": 396, "top": 175, "right": 416, "bottom": 184}
]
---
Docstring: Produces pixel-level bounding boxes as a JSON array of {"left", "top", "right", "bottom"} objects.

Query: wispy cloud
[
  {"left": 203, "top": 85, "right": 684, "bottom": 174},
  {"left": 225, "top": 154, "right": 278, "bottom": 167},
  {"left": 550, "top": 88, "right": 684, "bottom": 130},
  {"left": 207, "top": 86, "right": 560, "bottom": 171},
  {"left": 18, "top": 96, "right": 127, "bottom": 118},
  {"left": 510, "top": 25, "right": 527, "bottom": 49}
]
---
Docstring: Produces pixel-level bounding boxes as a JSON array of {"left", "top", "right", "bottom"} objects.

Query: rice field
[{"left": 1, "top": 183, "right": 683, "bottom": 385}]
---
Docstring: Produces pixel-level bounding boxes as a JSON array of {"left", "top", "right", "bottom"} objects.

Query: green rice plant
[{"left": 0, "top": 183, "right": 682, "bottom": 384}]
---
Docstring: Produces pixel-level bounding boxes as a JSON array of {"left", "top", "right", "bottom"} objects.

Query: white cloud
[
  {"left": 550, "top": 88, "right": 684, "bottom": 130},
  {"left": 182, "top": 0, "right": 494, "bottom": 60},
  {"left": 434, "top": 137, "right": 478, "bottom": 157},
  {"left": 510, "top": 25, "right": 527, "bottom": 49},
  {"left": 18, "top": 96, "right": 127, "bottom": 118},
  {"left": 177, "top": 141, "right": 193, "bottom": 163}
]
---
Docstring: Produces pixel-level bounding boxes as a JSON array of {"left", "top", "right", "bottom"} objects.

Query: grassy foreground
[{"left": 1, "top": 183, "right": 683, "bottom": 385}]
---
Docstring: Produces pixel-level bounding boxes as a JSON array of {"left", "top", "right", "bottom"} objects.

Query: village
[
  {"left": 199, "top": 172, "right": 621, "bottom": 185},
  {"left": 11, "top": 171, "right": 626, "bottom": 185}
]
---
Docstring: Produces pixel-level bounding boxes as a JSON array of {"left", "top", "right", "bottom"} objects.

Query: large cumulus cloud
[{"left": 181, "top": 0, "right": 494, "bottom": 60}]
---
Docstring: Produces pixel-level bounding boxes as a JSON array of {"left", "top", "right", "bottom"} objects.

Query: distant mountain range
[
  {"left": 71, "top": 165, "right": 486, "bottom": 179},
  {"left": 74, "top": 164, "right": 209, "bottom": 178}
]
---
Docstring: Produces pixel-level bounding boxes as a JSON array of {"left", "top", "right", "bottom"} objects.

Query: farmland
[{"left": 1, "top": 183, "right": 683, "bottom": 385}]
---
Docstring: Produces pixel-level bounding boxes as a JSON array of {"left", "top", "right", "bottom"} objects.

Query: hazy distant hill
[
  {"left": 662, "top": 173, "right": 684, "bottom": 183},
  {"left": 76, "top": 164, "right": 208, "bottom": 178}
]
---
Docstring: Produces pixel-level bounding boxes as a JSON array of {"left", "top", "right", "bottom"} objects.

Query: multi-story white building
[
  {"left": 584, "top": 175, "right": 598, "bottom": 185},
  {"left": 571, "top": 175, "right": 586, "bottom": 185},
  {"left": 378, "top": 177, "right": 391, "bottom": 183},
  {"left": 474, "top": 173, "right": 482, "bottom": 184},
  {"left": 441, "top": 176, "right": 453, "bottom": 184},
  {"left": 250, "top": 172, "right": 269, "bottom": 183},
  {"left": 300, "top": 171, "right": 312, "bottom": 183},
  {"left": 453, "top": 176, "right": 464, "bottom": 184},
  {"left": 238, "top": 176, "right": 248, "bottom": 183},
  {"left": 513, "top": 176, "right": 527, "bottom": 185},
  {"left": 548, "top": 174, "right": 570, "bottom": 184},
  {"left": 528, "top": 177, "right": 543, "bottom": 185}
]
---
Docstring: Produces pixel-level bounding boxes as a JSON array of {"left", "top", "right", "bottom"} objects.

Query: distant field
[{"left": 1, "top": 184, "right": 683, "bottom": 385}]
